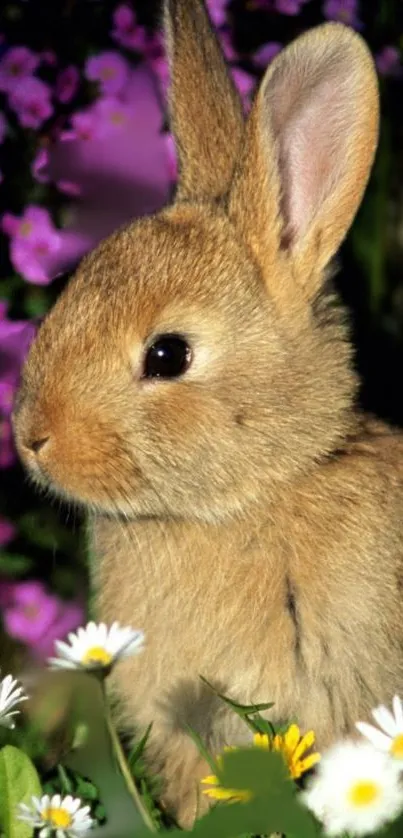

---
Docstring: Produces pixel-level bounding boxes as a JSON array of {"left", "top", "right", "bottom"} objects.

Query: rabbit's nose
[{"left": 26, "top": 436, "right": 50, "bottom": 454}]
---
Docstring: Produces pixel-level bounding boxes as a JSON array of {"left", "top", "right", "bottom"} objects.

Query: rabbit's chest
[{"left": 92, "top": 512, "right": 403, "bottom": 746}]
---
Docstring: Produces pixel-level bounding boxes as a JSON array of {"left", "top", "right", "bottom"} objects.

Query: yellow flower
[
  {"left": 201, "top": 746, "right": 252, "bottom": 802},
  {"left": 271, "top": 724, "right": 321, "bottom": 779},
  {"left": 201, "top": 724, "right": 320, "bottom": 802}
]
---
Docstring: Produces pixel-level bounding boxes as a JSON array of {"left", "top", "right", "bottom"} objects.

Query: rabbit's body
[
  {"left": 94, "top": 415, "right": 403, "bottom": 819},
  {"left": 12, "top": 0, "right": 402, "bottom": 825}
]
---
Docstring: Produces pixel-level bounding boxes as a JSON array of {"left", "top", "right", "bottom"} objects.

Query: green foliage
[{"left": 0, "top": 746, "right": 41, "bottom": 838}]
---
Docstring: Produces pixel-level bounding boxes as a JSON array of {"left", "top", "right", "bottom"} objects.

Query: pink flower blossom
[
  {"left": 0, "top": 46, "right": 39, "bottom": 94},
  {"left": 55, "top": 65, "right": 80, "bottom": 104},
  {"left": 9, "top": 76, "right": 53, "bottom": 129},
  {"left": 322, "top": 0, "right": 362, "bottom": 28},
  {"left": 376, "top": 46, "right": 401, "bottom": 77},
  {"left": 62, "top": 97, "right": 132, "bottom": 143},
  {"left": 90, "top": 96, "right": 133, "bottom": 137},
  {"left": 48, "top": 65, "right": 171, "bottom": 270},
  {"left": 207, "top": 0, "right": 228, "bottom": 28},
  {"left": 0, "top": 517, "right": 16, "bottom": 546},
  {"left": 111, "top": 4, "right": 148, "bottom": 52},
  {"left": 252, "top": 41, "right": 282, "bottom": 69},
  {"left": 56, "top": 180, "right": 82, "bottom": 197},
  {"left": 0, "top": 579, "right": 84, "bottom": 661},
  {"left": 85, "top": 51, "right": 129, "bottom": 96},
  {"left": 219, "top": 30, "right": 237, "bottom": 62},
  {"left": 231, "top": 67, "right": 256, "bottom": 106},
  {"left": 275, "top": 0, "right": 305, "bottom": 13},
  {"left": 61, "top": 108, "right": 99, "bottom": 142},
  {"left": 0, "top": 111, "right": 7, "bottom": 144},
  {"left": 2, "top": 206, "right": 61, "bottom": 285},
  {"left": 31, "top": 146, "right": 50, "bottom": 183},
  {"left": 34, "top": 599, "right": 84, "bottom": 660},
  {"left": 149, "top": 53, "right": 170, "bottom": 99},
  {"left": 0, "top": 303, "right": 35, "bottom": 467}
]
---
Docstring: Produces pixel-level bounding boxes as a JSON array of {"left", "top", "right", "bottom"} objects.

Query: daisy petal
[
  {"left": 372, "top": 705, "right": 399, "bottom": 737},
  {"left": 393, "top": 696, "right": 403, "bottom": 728},
  {"left": 356, "top": 721, "right": 392, "bottom": 751}
]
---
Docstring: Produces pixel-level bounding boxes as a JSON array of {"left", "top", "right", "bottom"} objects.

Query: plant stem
[{"left": 103, "top": 688, "right": 156, "bottom": 833}]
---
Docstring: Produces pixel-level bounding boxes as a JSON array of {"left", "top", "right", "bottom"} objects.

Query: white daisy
[
  {"left": 356, "top": 695, "right": 403, "bottom": 760},
  {"left": 301, "top": 740, "right": 403, "bottom": 836},
  {"left": 48, "top": 621, "right": 145, "bottom": 671},
  {"left": 0, "top": 672, "right": 28, "bottom": 728},
  {"left": 17, "top": 793, "right": 94, "bottom": 837}
]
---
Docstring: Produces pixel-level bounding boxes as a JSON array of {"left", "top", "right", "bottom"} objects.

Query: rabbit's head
[{"left": 13, "top": 1, "right": 379, "bottom": 524}]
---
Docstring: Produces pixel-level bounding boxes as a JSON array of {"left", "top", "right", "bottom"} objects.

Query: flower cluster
[
  {"left": 202, "top": 725, "right": 320, "bottom": 801},
  {"left": 0, "top": 619, "right": 144, "bottom": 836},
  {"left": 0, "top": 579, "right": 83, "bottom": 661},
  {"left": 201, "top": 694, "right": 403, "bottom": 837},
  {"left": 18, "top": 794, "right": 94, "bottom": 838},
  {"left": 0, "top": 0, "right": 401, "bottom": 703}
]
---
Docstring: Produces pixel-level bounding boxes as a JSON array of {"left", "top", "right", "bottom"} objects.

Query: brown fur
[{"left": 12, "top": 0, "right": 403, "bottom": 827}]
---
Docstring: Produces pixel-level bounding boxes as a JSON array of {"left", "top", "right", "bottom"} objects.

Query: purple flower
[
  {"left": 322, "top": 0, "right": 362, "bottom": 28},
  {"left": 218, "top": 30, "right": 237, "bottom": 62},
  {"left": 34, "top": 600, "right": 84, "bottom": 660},
  {"left": 0, "top": 46, "right": 39, "bottom": 94},
  {"left": 0, "top": 111, "right": 7, "bottom": 144},
  {"left": 92, "top": 96, "right": 132, "bottom": 135},
  {"left": 62, "top": 97, "right": 132, "bottom": 143},
  {"left": 376, "top": 46, "right": 401, "bottom": 77},
  {"left": 85, "top": 51, "right": 129, "bottom": 96},
  {"left": 31, "top": 146, "right": 50, "bottom": 183},
  {"left": 48, "top": 65, "right": 171, "bottom": 270},
  {"left": 55, "top": 65, "right": 80, "bottom": 104},
  {"left": 275, "top": 0, "right": 305, "bottom": 13},
  {"left": 207, "top": 0, "right": 228, "bottom": 28},
  {"left": 56, "top": 179, "right": 82, "bottom": 197},
  {"left": 0, "top": 579, "right": 84, "bottom": 661},
  {"left": 0, "top": 303, "right": 35, "bottom": 467},
  {"left": 62, "top": 109, "right": 99, "bottom": 142},
  {"left": 9, "top": 76, "right": 53, "bottom": 129},
  {"left": 231, "top": 67, "right": 256, "bottom": 108},
  {"left": 0, "top": 517, "right": 16, "bottom": 547},
  {"left": 111, "top": 4, "right": 147, "bottom": 52},
  {"left": 2, "top": 206, "right": 61, "bottom": 285},
  {"left": 252, "top": 41, "right": 282, "bottom": 69}
]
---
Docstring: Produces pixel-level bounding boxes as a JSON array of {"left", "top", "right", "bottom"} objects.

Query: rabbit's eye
[{"left": 143, "top": 334, "right": 192, "bottom": 379}]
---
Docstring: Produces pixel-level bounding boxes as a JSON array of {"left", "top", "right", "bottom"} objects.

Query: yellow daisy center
[
  {"left": 348, "top": 780, "right": 380, "bottom": 808},
  {"left": 42, "top": 807, "right": 72, "bottom": 828},
  {"left": 81, "top": 645, "right": 112, "bottom": 666},
  {"left": 391, "top": 734, "right": 403, "bottom": 759}
]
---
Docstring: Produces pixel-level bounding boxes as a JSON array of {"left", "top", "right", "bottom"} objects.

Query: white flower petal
[
  {"left": 301, "top": 739, "right": 403, "bottom": 837},
  {"left": 49, "top": 621, "right": 144, "bottom": 672},
  {"left": 393, "top": 696, "right": 403, "bottom": 728},
  {"left": 355, "top": 722, "right": 392, "bottom": 751},
  {"left": 372, "top": 705, "right": 399, "bottom": 737}
]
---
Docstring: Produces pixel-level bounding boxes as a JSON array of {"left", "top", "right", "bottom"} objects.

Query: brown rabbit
[{"left": 12, "top": 0, "right": 403, "bottom": 826}]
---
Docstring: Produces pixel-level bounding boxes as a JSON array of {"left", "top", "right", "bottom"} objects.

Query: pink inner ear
[{"left": 267, "top": 59, "right": 354, "bottom": 247}]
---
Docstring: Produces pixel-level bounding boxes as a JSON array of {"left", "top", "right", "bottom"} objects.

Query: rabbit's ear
[
  {"left": 228, "top": 23, "right": 379, "bottom": 305},
  {"left": 164, "top": 0, "right": 244, "bottom": 202}
]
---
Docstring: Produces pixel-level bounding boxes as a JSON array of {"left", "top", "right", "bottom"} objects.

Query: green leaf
[
  {"left": 185, "top": 725, "right": 219, "bottom": 775},
  {"left": 199, "top": 677, "right": 274, "bottom": 733},
  {"left": 128, "top": 724, "right": 153, "bottom": 770},
  {"left": 0, "top": 554, "right": 33, "bottom": 576},
  {"left": 0, "top": 745, "right": 41, "bottom": 838}
]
